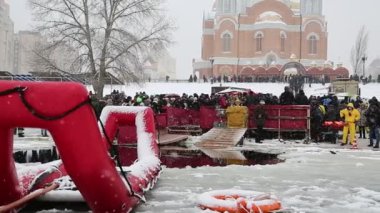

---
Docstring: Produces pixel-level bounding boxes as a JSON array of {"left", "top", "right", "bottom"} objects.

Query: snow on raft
[{"left": 15, "top": 160, "right": 161, "bottom": 203}]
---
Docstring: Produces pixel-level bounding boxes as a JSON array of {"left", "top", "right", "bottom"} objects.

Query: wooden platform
[
  {"left": 195, "top": 128, "right": 247, "bottom": 149},
  {"left": 158, "top": 133, "right": 188, "bottom": 145},
  {"left": 198, "top": 148, "right": 247, "bottom": 161},
  {"left": 167, "top": 125, "right": 202, "bottom": 135}
]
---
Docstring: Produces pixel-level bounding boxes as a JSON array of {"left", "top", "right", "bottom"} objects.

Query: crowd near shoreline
[{"left": 90, "top": 85, "right": 380, "bottom": 147}]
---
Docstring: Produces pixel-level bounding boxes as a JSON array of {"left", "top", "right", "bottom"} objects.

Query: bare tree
[
  {"left": 350, "top": 26, "right": 368, "bottom": 76},
  {"left": 29, "top": 0, "right": 173, "bottom": 97}
]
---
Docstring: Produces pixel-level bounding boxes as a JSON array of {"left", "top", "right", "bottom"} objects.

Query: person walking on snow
[{"left": 340, "top": 103, "right": 360, "bottom": 146}]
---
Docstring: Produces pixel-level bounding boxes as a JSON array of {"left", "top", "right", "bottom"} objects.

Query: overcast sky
[{"left": 9, "top": 0, "right": 380, "bottom": 79}]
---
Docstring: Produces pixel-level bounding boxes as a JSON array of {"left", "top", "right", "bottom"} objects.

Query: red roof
[
  {"left": 334, "top": 67, "right": 350, "bottom": 76},
  {"left": 306, "top": 67, "right": 321, "bottom": 75},
  {"left": 322, "top": 67, "right": 335, "bottom": 74},
  {"left": 266, "top": 67, "right": 280, "bottom": 75},
  {"left": 240, "top": 67, "right": 255, "bottom": 76},
  {"left": 254, "top": 67, "right": 267, "bottom": 75}
]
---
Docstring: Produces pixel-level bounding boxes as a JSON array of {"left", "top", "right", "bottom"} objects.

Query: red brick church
[{"left": 193, "top": 0, "right": 349, "bottom": 82}]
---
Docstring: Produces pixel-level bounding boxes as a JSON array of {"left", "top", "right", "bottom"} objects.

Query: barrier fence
[{"left": 118, "top": 105, "right": 310, "bottom": 143}]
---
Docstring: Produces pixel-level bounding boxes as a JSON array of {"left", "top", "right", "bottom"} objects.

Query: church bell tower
[
  {"left": 214, "top": 0, "right": 237, "bottom": 14},
  {"left": 301, "top": 0, "right": 322, "bottom": 16}
]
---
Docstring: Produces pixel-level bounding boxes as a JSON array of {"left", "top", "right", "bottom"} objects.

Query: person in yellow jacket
[
  {"left": 226, "top": 99, "right": 248, "bottom": 128},
  {"left": 340, "top": 103, "right": 360, "bottom": 145}
]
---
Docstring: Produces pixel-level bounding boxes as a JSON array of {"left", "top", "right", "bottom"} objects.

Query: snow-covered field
[{"left": 13, "top": 82, "right": 380, "bottom": 212}]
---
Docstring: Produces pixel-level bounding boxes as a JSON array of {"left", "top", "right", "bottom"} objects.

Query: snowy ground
[{"left": 12, "top": 82, "right": 380, "bottom": 212}]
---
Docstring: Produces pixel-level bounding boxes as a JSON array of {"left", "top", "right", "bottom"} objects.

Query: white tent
[
  {"left": 216, "top": 87, "right": 250, "bottom": 95},
  {"left": 283, "top": 67, "right": 298, "bottom": 76}
]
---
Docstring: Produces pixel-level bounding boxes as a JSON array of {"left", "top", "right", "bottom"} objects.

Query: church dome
[
  {"left": 256, "top": 11, "right": 284, "bottom": 24},
  {"left": 290, "top": 54, "right": 298, "bottom": 61}
]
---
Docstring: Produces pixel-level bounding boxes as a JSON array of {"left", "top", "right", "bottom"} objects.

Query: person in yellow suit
[{"left": 340, "top": 103, "right": 360, "bottom": 146}]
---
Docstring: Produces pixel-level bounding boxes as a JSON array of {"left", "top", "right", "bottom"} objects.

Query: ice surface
[{"left": 136, "top": 139, "right": 380, "bottom": 213}]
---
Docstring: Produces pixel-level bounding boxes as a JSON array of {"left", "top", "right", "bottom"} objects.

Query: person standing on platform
[
  {"left": 340, "top": 103, "right": 360, "bottom": 146},
  {"left": 254, "top": 100, "right": 267, "bottom": 143}
]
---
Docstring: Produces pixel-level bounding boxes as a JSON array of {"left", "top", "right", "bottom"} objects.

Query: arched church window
[
  {"left": 255, "top": 32, "right": 263, "bottom": 52},
  {"left": 308, "top": 35, "right": 318, "bottom": 54},
  {"left": 222, "top": 33, "right": 232, "bottom": 52}
]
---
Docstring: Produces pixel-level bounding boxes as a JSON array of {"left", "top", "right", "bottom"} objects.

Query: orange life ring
[{"left": 198, "top": 190, "right": 281, "bottom": 213}]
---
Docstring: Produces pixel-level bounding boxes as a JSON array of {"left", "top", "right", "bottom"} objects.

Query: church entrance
[{"left": 280, "top": 62, "right": 307, "bottom": 95}]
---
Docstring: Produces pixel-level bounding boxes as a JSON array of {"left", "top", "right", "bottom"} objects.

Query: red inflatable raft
[{"left": 0, "top": 81, "right": 160, "bottom": 212}]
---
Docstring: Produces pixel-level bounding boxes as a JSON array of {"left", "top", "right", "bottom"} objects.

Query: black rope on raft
[
  {"left": 93, "top": 106, "right": 144, "bottom": 201},
  {"left": 0, "top": 87, "right": 25, "bottom": 96},
  {"left": 19, "top": 89, "right": 91, "bottom": 121}
]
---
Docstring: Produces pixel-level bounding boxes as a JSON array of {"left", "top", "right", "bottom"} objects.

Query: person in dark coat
[
  {"left": 310, "top": 100, "right": 324, "bottom": 142},
  {"left": 254, "top": 100, "right": 267, "bottom": 143},
  {"left": 324, "top": 103, "right": 339, "bottom": 143},
  {"left": 354, "top": 96, "right": 363, "bottom": 109},
  {"left": 357, "top": 103, "right": 367, "bottom": 139},
  {"left": 295, "top": 90, "right": 309, "bottom": 105},
  {"left": 245, "top": 91, "right": 255, "bottom": 107},
  {"left": 279, "top": 86, "right": 295, "bottom": 105},
  {"left": 325, "top": 103, "right": 338, "bottom": 121},
  {"left": 365, "top": 97, "right": 380, "bottom": 148}
]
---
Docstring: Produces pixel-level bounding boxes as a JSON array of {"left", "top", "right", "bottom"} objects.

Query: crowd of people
[
  {"left": 309, "top": 93, "right": 380, "bottom": 148},
  {"left": 91, "top": 87, "right": 380, "bottom": 147},
  {"left": 184, "top": 73, "right": 377, "bottom": 85},
  {"left": 91, "top": 87, "right": 302, "bottom": 116},
  {"left": 188, "top": 73, "right": 325, "bottom": 86}
]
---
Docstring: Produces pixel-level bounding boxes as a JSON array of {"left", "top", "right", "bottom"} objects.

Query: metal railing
[{"left": 0, "top": 76, "right": 83, "bottom": 82}]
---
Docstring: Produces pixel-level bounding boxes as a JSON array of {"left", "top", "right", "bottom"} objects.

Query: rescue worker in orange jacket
[{"left": 340, "top": 103, "right": 360, "bottom": 145}]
